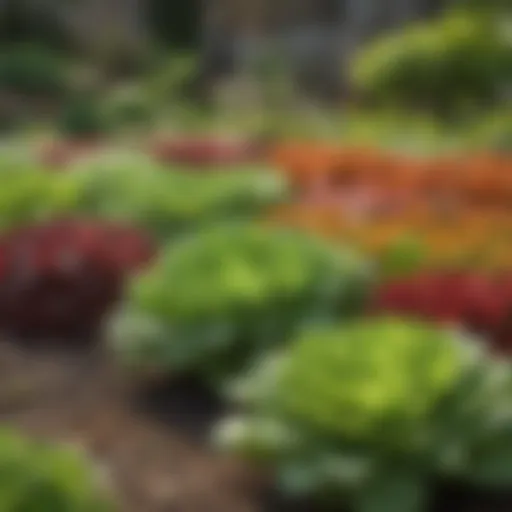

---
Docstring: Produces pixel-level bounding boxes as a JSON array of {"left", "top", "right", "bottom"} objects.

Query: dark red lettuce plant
[{"left": 0, "top": 218, "right": 156, "bottom": 341}]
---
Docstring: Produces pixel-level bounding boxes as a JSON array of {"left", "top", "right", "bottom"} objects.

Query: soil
[
  {"left": 0, "top": 339, "right": 512, "bottom": 512},
  {"left": 0, "top": 340, "right": 257, "bottom": 512}
]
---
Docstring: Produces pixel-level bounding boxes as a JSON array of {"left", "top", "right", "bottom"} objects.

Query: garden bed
[
  {"left": 0, "top": 341, "right": 257, "bottom": 512},
  {"left": 0, "top": 340, "right": 511, "bottom": 512},
  {"left": 0, "top": 141, "right": 511, "bottom": 511}
]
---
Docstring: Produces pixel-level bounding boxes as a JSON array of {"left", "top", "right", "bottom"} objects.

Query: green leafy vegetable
[
  {"left": 67, "top": 154, "right": 289, "bottom": 240},
  {"left": 271, "top": 319, "right": 465, "bottom": 449},
  {"left": 110, "top": 223, "right": 373, "bottom": 386},
  {"left": 216, "top": 318, "right": 512, "bottom": 511},
  {"left": 0, "top": 166, "right": 78, "bottom": 231},
  {"left": 0, "top": 428, "right": 115, "bottom": 511}
]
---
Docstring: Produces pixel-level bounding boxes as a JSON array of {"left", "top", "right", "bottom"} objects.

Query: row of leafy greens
[
  {"left": 66, "top": 153, "right": 289, "bottom": 239},
  {"left": 0, "top": 151, "right": 289, "bottom": 238}
]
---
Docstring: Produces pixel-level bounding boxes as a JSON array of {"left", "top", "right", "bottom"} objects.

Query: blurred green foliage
[
  {"left": 102, "top": 84, "right": 155, "bottom": 129},
  {"left": 111, "top": 224, "right": 373, "bottom": 386},
  {"left": 218, "top": 318, "right": 512, "bottom": 510},
  {"left": 0, "top": 165, "right": 77, "bottom": 231},
  {"left": 146, "top": 102, "right": 510, "bottom": 156},
  {"left": 467, "top": 110, "right": 512, "bottom": 153},
  {"left": 379, "top": 235, "right": 427, "bottom": 277},
  {"left": 146, "top": 53, "right": 201, "bottom": 106},
  {"left": 0, "top": 44, "right": 68, "bottom": 97},
  {"left": 66, "top": 154, "right": 288, "bottom": 238},
  {"left": 353, "top": 11, "right": 511, "bottom": 113},
  {"left": 270, "top": 319, "right": 465, "bottom": 448},
  {"left": 0, "top": 428, "right": 115, "bottom": 511},
  {"left": 56, "top": 93, "right": 108, "bottom": 139}
]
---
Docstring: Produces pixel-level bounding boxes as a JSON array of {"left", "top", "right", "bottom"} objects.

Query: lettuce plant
[
  {"left": 110, "top": 224, "right": 373, "bottom": 387},
  {"left": 0, "top": 428, "right": 115, "bottom": 511},
  {"left": 0, "top": 167, "right": 77, "bottom": 232},
  {"left": 216, "top": 318, "right": 512, "bottom": 512},
  {"left": 67, "top": 153, "right": 289, "bottom": 240},
  {"left": 0, "top": 219, "right": 155, "bottom": 339}
]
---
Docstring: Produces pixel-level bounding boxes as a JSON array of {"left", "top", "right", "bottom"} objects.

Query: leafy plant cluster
[
  {"left": 0, "top": 151, "right": 288, "bottom": 237},
  {"left": 56, "top": 93, "right": 108, "bottom": 139},
  {"left": 0, "top": 219, "right": 154, "bottom": 339},
  {"left": 0, "top": 44, "right": 68, "bottom": 97},
  {"left": 352, "top": 11, "right": 511, "bottom": 112},
  {"left": 57, "top": 85, "right": 156, "bottom": 139},
  {"left": 110, "top": 223, "right": 373, "bottom": 386},
  {"left": 0, "top": 165, "right": 77, "bottom": 231},
  {"left": 216, "top": 318, "right": 512, "bottom": 512},
  {"left": 2, "top": 135, "right": 512, "bottom": 512},
  {"left": 64, "top": 155, "right": 289, "bottom": 239},
  {"left": 0, "top": 428, "right": 115, "bottom": 511},
  {"left": 102, "top": 84, "right": 155, "bottom": 129}
]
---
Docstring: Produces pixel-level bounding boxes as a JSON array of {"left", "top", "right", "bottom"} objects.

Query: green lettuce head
[
  {"left": 216, "top": 318, "right": 512, "bottom": 511},
  {"left": 271, "top": 318, "right": 466, "bottom": 450},
  {"left": 110, "top": 223, "right": 374, "bottom": 387}
]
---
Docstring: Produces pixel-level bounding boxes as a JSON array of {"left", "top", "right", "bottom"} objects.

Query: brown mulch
[
  {"left": 0, "top": 341, "right": 260, "bottom": 512},
  {"left": 1, "top": 340, "right": 512, "bottom": 512}
]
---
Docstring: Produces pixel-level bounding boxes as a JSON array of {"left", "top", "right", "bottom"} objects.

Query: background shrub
[
  {"left": 147, "top": 53, "right": 200, "bottom": 104},
  {"left": 352, "top": 11, "right": 511, "bottom": 113},
  {"left": 57, "top": 93, "right": 108, "bottom": 139},
  {"left": 0, "top": 44, "right": 68, "bottom": 97},
  {"left": 102, "top": 84, "right": 155, "bottom": 129}
]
